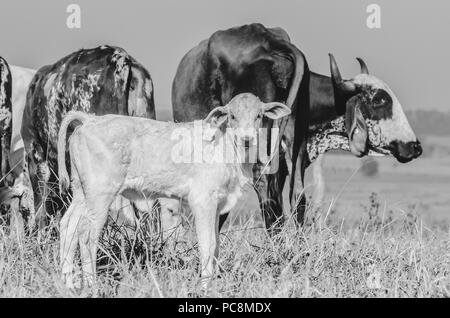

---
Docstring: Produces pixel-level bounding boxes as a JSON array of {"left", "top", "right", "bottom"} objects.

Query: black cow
[
  {"left": 20, "top": 45, "right": 155, "bottom": 226},
  {"left": 0, "top": 56, "right": 12, "bottom": 188},
  {"left": 172, "top": 24, "right": 309, "bottom": 232},
  {"left": 172, "top": 24, "right": 422, "bottom": 231}
]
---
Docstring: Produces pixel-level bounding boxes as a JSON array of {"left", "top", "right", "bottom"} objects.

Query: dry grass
[{"left": 0, "top": 194, "right": 449, "bottom": 298}]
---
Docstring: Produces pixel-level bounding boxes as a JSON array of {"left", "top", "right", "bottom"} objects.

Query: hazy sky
[{"left": 1, "top": 0, "right": 449, "bottom": 118}]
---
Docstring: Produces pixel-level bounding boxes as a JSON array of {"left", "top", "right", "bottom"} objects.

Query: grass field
[
  {"left": 0, "top": 148, "right": 449, "bottom": 297},
  {"left": 0, "top": 202, "right": 448, "bottom": 297}
]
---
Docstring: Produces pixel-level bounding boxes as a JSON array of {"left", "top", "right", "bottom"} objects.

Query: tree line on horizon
[{"left": 405, "top": 110, "right": 450, "bottom": 136}]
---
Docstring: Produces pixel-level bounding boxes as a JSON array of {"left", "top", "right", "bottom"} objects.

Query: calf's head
[
  {"left": 329, "top": 54, "right": 422, "bottom": 163},
  {"left": 205, "top": 93, "right": 291, "bottom": 146}
]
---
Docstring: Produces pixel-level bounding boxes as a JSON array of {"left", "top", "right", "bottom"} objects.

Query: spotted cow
[
  {"left": 304, "top": 55, "right": 422, "bottom": 163},
  {"left": 0, "top": 57, "right": 12, "bottom": 188},
  {"left": 20, "top": 45, "right": 155, "bottom": 226}
]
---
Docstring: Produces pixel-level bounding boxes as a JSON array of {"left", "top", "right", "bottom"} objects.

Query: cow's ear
[
  {"left": 345, "top": 96, "right": 368, "bottom": 157},
  {"left": 205, "top": 106, "right": 228, "bottom": 127},
  {"left": 263, "top": 102, "right": 291, "bottom": 120}
]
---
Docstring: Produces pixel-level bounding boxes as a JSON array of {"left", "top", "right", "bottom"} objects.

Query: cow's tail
[
  {"left": 57, "top": 111, "right": 90, "bottom": 193},
  {"left": 291, "top": 63, "right": 310, "bottom": 183}
]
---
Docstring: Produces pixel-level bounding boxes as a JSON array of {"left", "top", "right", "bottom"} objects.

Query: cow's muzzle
[{"left": 388, "top": 139, "right": 423, "bottom": 163}]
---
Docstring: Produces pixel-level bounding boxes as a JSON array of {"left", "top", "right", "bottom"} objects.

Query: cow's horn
[
  {"left": 329, "top": 53, "right": 343, "bottom": 83},
  {"left": 356, "top": 57, "right": 369, "bottom": 74},
  {"left": 329, "top": 53, "right": 355, "bottom": 92}
]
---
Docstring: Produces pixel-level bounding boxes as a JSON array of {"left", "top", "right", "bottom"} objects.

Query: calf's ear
[
  {"left": 205, "top": 106, "right": 228, "bottom": 127},
  {"left": 345, "top": 96, "right": 368, "bottom": 157},
  {"left": 263, "top": 102, "right": 291, "bottom": 120}
]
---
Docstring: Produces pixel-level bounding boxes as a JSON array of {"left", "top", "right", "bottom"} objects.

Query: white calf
[{"left": 57, "top": 93, "right": 290, "bottom": 288}]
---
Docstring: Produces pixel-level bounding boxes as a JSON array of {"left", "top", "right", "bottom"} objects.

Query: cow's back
[
  {"left": 71, "top": 115, "right": 238, "bottom": 201},
  {"left": 172, "top": 39, "right": 210, "bottom": 122},
  {"left": 172, "top": 23, "right": 296, "bottom": 123},
  {"left": 21, "top": 45, "right": 155, "bottom": 172}
]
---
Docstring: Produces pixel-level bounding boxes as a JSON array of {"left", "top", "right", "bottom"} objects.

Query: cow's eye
[
  {"left": 373, "top": 97, "right": 385, "bottom": 107},
  {"left": 230, "top": 114, "right": 236, "bottom": 120},
  {"left": 371, "top": 89, "right": 391, "bottom": 108}
]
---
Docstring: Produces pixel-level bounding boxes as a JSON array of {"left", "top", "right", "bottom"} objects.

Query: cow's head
[
  {"left": 329, "top": 54, "right": 422, "bottom": 163},
  {"left": 205, "top": 93, "right": 291, "bottom": 147}
]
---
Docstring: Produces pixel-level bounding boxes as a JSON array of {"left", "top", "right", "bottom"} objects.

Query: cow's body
[
  {"left": 172, "top": 23, "right": 309, "bottom": 230},
  {"left": 9, "top": 65, "right": 36, "bottom": 180},
  {"left": 172, "top": 24, "right": 422, "bottom": 230},
  {"left": 20, "top": 45, "right": 155, "bottom": 225},
  {"left": 0, "top": 57, "right": 12, "bottom": 187},
  {"left": 57, "top": 93, "right": 291, "bottom": 288}
]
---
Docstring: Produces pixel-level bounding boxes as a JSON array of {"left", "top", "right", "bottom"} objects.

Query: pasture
[
  {"left": 0, "top": 149, "right": 448, "bottom": 297},
  {"left": 0, "top": 1, "right": 448, "bottom": 300}
]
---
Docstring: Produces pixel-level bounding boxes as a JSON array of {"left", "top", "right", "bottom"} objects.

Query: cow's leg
[
  {"left": 1, "top": 122, "right": 13, "bottom": 187},
  {"left": 27, "top": 146, "right": 51, "bottom": 230},
  {"left": 188, "top": 189, "right": 219, "bottom": 290},
  {"left": 289, "top": 153, "right": 307, "bottom": 226},
  {"left": 35, "top": 165, "right": 51, "bottom": 230},
  {"left": 253, "top": 162, "right": 285, "bottom": 234},
  {"left": 0, "top": 136, "right": 5, "bottom": 185},
  {"left": 78, "top": 190, "right": 116, "bottom": 288},
  {"left": 13, "top": 169, "right": 32, "bottom": 225},
  {"left": 28, "top": 164, "right": 42, "bottom": 230},
  {"left": 8, "top": 196, "right": 24, "bottom": 241},
  {"left": 60, "top": 187, "right": 85, "bottom": 289},
  {"left": 8, "top": 153, "right": 35, "bottom": 230},
  {"left": 218, "top": 213, "right": 229, "bottom": 231},
  {"left": 311, "top": 154, "right": 325, "bottom": 210},
  {"left": 0, "top": 136, "right": 11, "bottom": 186},
  {"left": 46, "top": 170, "right": 68, "bottom": 220}
]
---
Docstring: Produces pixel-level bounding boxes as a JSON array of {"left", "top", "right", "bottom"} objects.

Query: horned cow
[{"left": 173, "top": 24, "right": 422, "bottom": 231}]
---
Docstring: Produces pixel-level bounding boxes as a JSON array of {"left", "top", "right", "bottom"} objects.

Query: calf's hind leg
[
  {"left": 60, "top": 187, "right": 85, "bottom": 289},
  {"left": 78, "top": 190, "right": 117, "bottom": 287}
]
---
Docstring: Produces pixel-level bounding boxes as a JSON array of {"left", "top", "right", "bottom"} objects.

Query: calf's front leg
[{"left": 188, "top": 190, "right": 219, "bottom": 290}]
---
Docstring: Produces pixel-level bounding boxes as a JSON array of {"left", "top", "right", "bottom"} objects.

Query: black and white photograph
[{"left": 0, "top": 0, "right": 449, "bottom": 300}]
